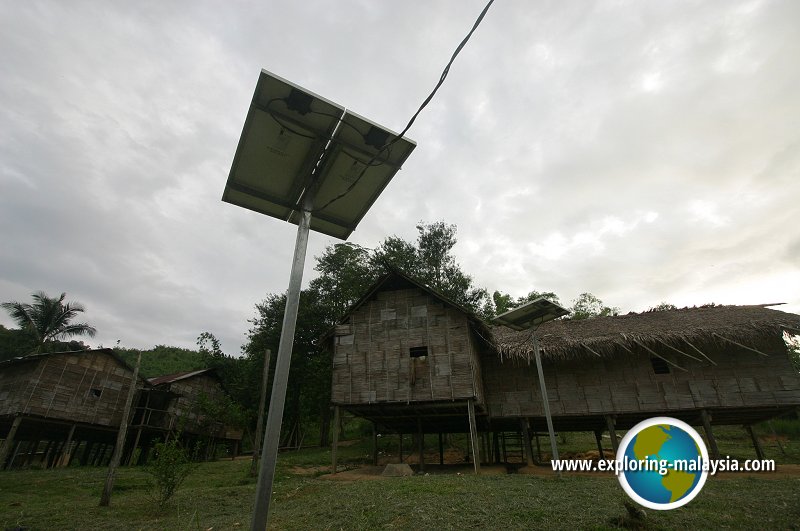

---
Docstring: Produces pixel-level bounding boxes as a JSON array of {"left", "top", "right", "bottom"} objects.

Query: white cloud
[{"left": 1, "top": 0, "right": 799, "bottom": 355}]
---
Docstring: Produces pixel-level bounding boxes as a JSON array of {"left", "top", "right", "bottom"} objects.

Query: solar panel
[
  {"left": 492, "top": 298, "right": 570, "bottom": 330},
  {"left": 223, "top": 69, "right": 416, "bottom": 240}
]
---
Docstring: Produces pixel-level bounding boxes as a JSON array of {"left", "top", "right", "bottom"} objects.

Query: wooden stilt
[
  {"left": 417, "top": 418, "right": 424, "bottom": 472},
  {"left": 372, "top": 422, "right": 378, "bottom": 466},
  {"left": 59, "top": 424, "right": 77, "bottom": 467},
  {"left": 126, "top": 428, "right": 142, "bottom": 466},
  {"left": 520, "top": 419, "right": 534, "bottom": 467},
  {"left": 45, "top": 441, "right": 64, "bottom": 468},
  {"left": 594, "top": 430, "right": 605, "bottom": 460},
  {"left": 700, "top": 410, "right": 720, "bottom": 460},
  {"left": 534, "top": 430, "right": 542, "bottom": 463},
  {"left": 41, "top": 440, "right": 55, "bottom": 468},
  {"left": 766, "top": 421, "right": 786, "bottom": 456},
  {"left": 493, "top": 432, "right": 501, "bottom": 464},
  {"left": 8, "top": 441, "right": 24, "bottom": 469},
  {"left": 80, "top": 441, "right": 94, "bottom": 466},
  {"left": 25, "top": 438, "right": 41, "bottom": 467},
  {"left": 331, "top": 405, "right": 340, "bottom": 474},
  {"left": 398, "top": 432, "right": 403, "bottom": 463},
  {"left": 745, "top": 425, "right": 765, "bottom": 460},
  {"left": 438, "top": 432, "right": 444, "bottom": 466},
  {"left": 0, "top": 416, "right": 23, "bottom": 470},
  {"left": 467, "top": 399, "right": 480, "bottom": 474},
  {"left": 605, "top": 416, "right": 619, "bottom": 455}
]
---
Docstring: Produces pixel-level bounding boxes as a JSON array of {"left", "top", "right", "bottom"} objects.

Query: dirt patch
[
  {"left": 318, "top": 465, "right": 386, "bottom": 481},
  {"left": 289, "top": 465, "right": 331, "bottom": 476}
]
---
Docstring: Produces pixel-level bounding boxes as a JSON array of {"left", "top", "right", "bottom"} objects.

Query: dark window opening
[
  {"left": 650, "top": 357, "right": 670, "bottom": 374},
  {"left": 88, "top": 388, "right": 102, "bottom": 398},
  {"left": 410, "top": 346, "right": 428, "bottom": 359}
]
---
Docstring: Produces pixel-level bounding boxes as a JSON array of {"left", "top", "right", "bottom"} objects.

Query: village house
[
  {"left": 328, "top": 270, "right": 800, "bottom": 471},
  {"left": 0, "top": 349, "right": 242, "bottom": 470}
]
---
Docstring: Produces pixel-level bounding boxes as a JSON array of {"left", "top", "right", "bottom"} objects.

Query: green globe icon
[{"left": 618, "top": 417, "right": 709, "bottom": 510}]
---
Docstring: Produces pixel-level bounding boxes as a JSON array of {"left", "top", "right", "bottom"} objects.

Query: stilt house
[
  {"left": 328, "top": 270, "right": 800, "bottom": 468},
  {"left": 0, "top": 349, "right": 242, "bottom": 470}
]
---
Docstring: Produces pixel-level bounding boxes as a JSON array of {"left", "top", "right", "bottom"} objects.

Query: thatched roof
[{"left": 490, "top": 304, "right": 800, "bottom": 362}]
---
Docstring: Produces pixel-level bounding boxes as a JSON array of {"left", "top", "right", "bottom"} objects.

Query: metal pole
[
  {"left": 251, "top": 209, "right": 312, "bottom": 531},
  {"left": 250, "top": 349, "right": 272, "bottom": 477},
  {"left": 532, "top": 334, "right": 560, "bottom": 469}
]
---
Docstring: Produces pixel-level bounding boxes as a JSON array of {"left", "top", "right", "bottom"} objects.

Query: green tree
[
  {"left": 492, "top": 291, "right": 515, "bottom": 315},
  {"left": 373, "top": 222, "right": 491, "bottom": 317},
  {"left": 311, "top": 243, "right": 376, "bottom": 322},
  {"left": 570, "top": 292, "right": 619, "bottom": 320},
  {"left": 243, "top": 290, "right": 329, "bottom": 448},
  {"left": 1, "top": 291, "right": 96, "bottom": 353}
]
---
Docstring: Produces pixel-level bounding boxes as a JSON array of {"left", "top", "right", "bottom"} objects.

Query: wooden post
[
  {"left": 521, "top": 419, "right": 535, "bottom": 467},
  {"left": 438, "top": 432, "right": 444, "bottom": 466},
  {"left": 41, "top": 440, "right": 55, "bottom": 468},
  {"left": 594, "top": 430, "right": 605, "bottom": 460},
  {"left": 0, "top": 415, "right": 23, "bottom": 470},
  {"left": 58, "top": 424, "right": 77, "bottom": 468},
  {"left": 492, "top": 432, "right": 501, "bottom": 463},
  {"left": 80, "top": 441, "right": 94, "bottom": 466},
  {"left": 372, "top": 422, "right": 378, "bottom": 466},
  {"left": 766, "top": 421, "right": 786, "bottom": 456},
  {"left": 398, "top": 432, "right": 403, "bottom": 463},
  {"left": 534, "top": 430, "right": 542, "bottom": 463},
  {"left": 467, "top": 399, "right": 480, "bottom": 474},
  {"left": 8, "top": 441, "right": 24, "bottom": 469},
  {"left": 47, "top": 440, "right": 65, "bottom": 469},
  {"left": 250, "top": 349, "right": 272, "bottom": 477},
  {"left": 126, "top": 428, "right": 142, "bottom": 466},
  {"left": 331, "top": 405, "right": 340, "bottom": 474},
  {"left": 417, "top": 418, "right": 425, "bottom": 472},
  {"left": 25, "top": 438, "right": 41, "bottom": 467},
  {"left": 100, "top": 349, "right": 141, "bottom": 506},
  {"left": 605, "top": 416, "right": 619, "bottom": 455},
  {"left": 700, "top": 410, "right": 720, "bottom": 460},
  {"left": 745, "top": 425, "right": 765, "bottom": 460}
]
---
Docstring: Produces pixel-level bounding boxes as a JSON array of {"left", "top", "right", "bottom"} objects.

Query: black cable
[{"left": 313, "top": 0, "right": 496, "bottom": 212}]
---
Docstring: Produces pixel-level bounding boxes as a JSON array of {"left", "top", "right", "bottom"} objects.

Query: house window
[
  {"left": 409, "top": 346, "right": 428, "bottom": 359},
  {"left": 88, "top": 388, "right": 103, "bottom": 398},
  {"left": 650, "top": 357, "right": 670, "bottom": 375}
]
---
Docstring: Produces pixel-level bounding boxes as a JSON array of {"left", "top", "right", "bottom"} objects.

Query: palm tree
[{"left": 1, "top": 291, "right": 97, "bottom": 353}]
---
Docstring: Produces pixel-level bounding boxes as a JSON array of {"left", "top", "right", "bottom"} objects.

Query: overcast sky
[{"left": 1, "top": 0, "right": 798, "bottom": 355}]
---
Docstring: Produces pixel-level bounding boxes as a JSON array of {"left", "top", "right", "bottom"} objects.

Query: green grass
[{"left": 1, "top": 431, "right": 799, "bottom": 530}]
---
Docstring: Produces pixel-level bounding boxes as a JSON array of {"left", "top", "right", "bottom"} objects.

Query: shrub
[{"left": 144, "top": 438, "right": 197, "bottom": 509}]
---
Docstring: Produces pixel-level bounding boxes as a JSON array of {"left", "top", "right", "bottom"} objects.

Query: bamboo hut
[
  {"left": 133, "top": 369, "right": 244, "bottom": 461},
  {"left": 0, "top": 349, "right": 141, "bottom": 469},
  {"left": 0, "top": 350, "right": 243, "bottom": 470},
  {"left": 329, "top": 270, "right": 800, "bottom": 469}
]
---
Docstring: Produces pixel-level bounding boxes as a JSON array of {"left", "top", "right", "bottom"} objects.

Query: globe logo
[{"left": 617, "top": 417, "right": 709, "bottom": 510}]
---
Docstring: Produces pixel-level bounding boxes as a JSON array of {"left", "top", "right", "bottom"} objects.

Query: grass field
[{"left": 1, "top": 425, "right": 798, "bottom": 530}]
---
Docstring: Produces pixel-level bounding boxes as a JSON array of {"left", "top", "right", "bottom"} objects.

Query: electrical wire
[{"left": 313, "top": 0, "right": 496, "bottom": 212}]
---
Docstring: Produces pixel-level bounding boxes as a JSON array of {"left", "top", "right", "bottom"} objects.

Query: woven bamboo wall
[
  {"left": 0, "top": 351, "right": 135, "bottom": 427},
  {"left": 331, "top": 287, "right": 481, "bottom": 405},
  {"left": 482, "top": 343, "right": 800, "bottom": 418},
  {"left": 167, "top": 374, "right": 228, "bottom": 435}
]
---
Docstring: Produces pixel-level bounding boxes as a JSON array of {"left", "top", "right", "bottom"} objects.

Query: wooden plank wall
[
  {"left": 0, "top": 352, "right": 134, "bottom": 427},
  {"left": 482, "top": 344, "right": 800, "bottom": 418},
  {"left": 332, "top": 288, "right": 481, "bottom": 405}
]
